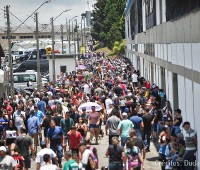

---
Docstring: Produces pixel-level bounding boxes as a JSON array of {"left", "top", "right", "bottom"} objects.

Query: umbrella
[
  {"left": 76, "top": 65, "right": 87, "bottom": 70},
  {"left": 78, "top": 102, "right": 102, "bottom": 112}
]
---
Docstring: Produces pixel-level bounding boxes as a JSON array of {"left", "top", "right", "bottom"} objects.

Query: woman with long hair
[
  {"left": 124, "top": 138, "right": 144, "bottom": 170},
  {"left": 105, "top": 137, "right": 124, "bottom": 170}
]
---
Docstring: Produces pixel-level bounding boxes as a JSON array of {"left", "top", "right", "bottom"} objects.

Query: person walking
[
  {"left": 46, "top": 119, "right": 64, "bottom": 168},
  {"left": 36, "top": 141, "right": 58, "bottom": 170},
  {"left": 117, "top": 112, "right": 134, "bottom": 147},
  {"left": 105, "top": 137, "right": 124, "bottom": 170},
  {"left": 63, "top": 151, "right": 79, "bottom": 170},
  {"left": 27, "top": 110, "right": 40, "bottom": 154},
  {"left": 182, "top": 121, "right": 197, "bottom": 170},
  {"left": 88, "top": 106, "right": 100, "bottom": 144},
  {"left": 15, "top": 127, "right": 35, "bottom": 170},
  {"left": 40, "top": 154, "right": 58, "bottom": 170},
  {"left": 129, "top": 110, "right": 144, "bottom": 138},
  {"left": 0, "top": 146, "right": 17, "bottom": 170},
  {"left": 67, "top": 126, "right": 82, "bottom": 154},
  {"left": 105, "top": 109, "right": 121, "bottom": 145},
  {"left": 142, "top": 107, "right": 154, "bottom": 152},
  {"left": 60, "top": 112, "right": 74, "bottom": 152}
]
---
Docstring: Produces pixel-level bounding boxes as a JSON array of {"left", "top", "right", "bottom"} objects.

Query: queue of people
[{"left": 0, "top": 54, "right": 197, "bottom": 170}]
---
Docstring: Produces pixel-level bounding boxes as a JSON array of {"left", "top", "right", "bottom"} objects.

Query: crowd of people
[{"left": 0, "top": 54, "right": 197, "bottom": 170}]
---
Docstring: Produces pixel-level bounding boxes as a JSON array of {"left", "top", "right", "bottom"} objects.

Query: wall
[
  {"left": 48, "top": 57, "right": 76, "bottom": 81},
  {"left": 125, "top": 2, "right": 200, "bottom": 168}
]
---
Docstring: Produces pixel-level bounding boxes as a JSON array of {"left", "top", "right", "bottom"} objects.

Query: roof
[
  {"left": 0, "top": 25, "right": 67, "bottom": 34},
  {"left": 0, "top": 44, "right": 5, "bottom": 57}
]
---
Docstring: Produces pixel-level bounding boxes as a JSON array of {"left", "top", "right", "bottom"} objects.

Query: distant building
[{"left": 125, "top": 0, "right": 200, "bottom": 164}]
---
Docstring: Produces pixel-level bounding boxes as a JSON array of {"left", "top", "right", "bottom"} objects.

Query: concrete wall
[
  {"left": 125, "top": 3, "right": 200, "bottom": 168},
  {"left": 48, "top": 57, "right": 76, "bottom": 81}
]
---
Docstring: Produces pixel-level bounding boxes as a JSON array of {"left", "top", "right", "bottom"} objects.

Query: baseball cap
[
  {"left": 175, "top": 109, "right": 181, "bottom": 114},
  {"left": 122, "top": 112, "right": 128, "bottom": 116},
  {"left": 0, "top": 146, "right": 7, "bottom": 152},
  {"left": 182, "top": 121, "right": 190, "bottom": 127}
]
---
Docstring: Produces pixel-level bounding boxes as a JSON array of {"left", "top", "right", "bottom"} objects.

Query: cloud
[{"left": 0, "top": 0, "right": 95, "bottom": 27}]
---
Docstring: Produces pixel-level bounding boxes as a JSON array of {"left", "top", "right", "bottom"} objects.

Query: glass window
[{"left": 13, "top": 74, "right": 36, "bottom": 83}]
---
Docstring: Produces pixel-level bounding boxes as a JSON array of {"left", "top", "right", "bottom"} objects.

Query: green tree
[
  {"left": 113, "top": 40, "right": 125, "bottom": 56},
  {"left": 91, "top": 0, "right": 126, "bottom": 49}
]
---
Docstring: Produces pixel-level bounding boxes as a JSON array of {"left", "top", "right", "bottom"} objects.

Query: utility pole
[
  {"left": 6, "top": 5, "right": 14, "bottom": 97},
  {"left": 35, "top": 12, "right": 41, "bottom": 91},
  {"left": 68, "top": 19, "right": 71, "bottom": 54},
  {"left": 66, "top": 18, "right": 68, "bottom": 40},
  {"left": 83, "top": 16, "right": 86, "bottom": 52},
  {"left": 72, "top": 21, "right": 74, "bottom": 53},
  {"left": 81, "top": 18, "right": 83, "bottom": 47},
  {"left": 51, "top": 17, "right": 56, "bottom": 82},
  {"left": 74, "top": 20, "right": 77, "bottom": 55},
  {"left": 60, "top": 24, "right": 64, "bottom": 54}
]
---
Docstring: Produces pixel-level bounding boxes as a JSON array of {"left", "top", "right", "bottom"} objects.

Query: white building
[
  {"left": 47, "top": 54, "right": 76, "bottom": 82},
  {"left": 125, "top": 0, "right": 200, "bottom": 165}
]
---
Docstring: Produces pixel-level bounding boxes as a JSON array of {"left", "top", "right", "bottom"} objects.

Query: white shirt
[
  {"left": 83, "top": 84, "right": 90, "bottom": 94},
  {"left": 36, "top": 148, "right": 57, "bottom": 166},
  {"left": 40, "top": 164, "right": 58, "bottom": 170},
  {"left": 105, "top": 98, "right": 113, "bottom": 111},
  {"left": 131, "top": 73, "right": 138, "bottom": 83},
  {"left": 13, "top": 111, "right": 26, "bottom": 131}
]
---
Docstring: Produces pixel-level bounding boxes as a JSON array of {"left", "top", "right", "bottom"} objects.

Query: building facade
[{"left": 125, "top": 0, "right": 200, "bottom": 165}]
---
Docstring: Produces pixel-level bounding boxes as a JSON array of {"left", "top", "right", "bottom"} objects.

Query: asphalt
[{"left": 31, "top": 125, "right": 161, "bottom": 170}]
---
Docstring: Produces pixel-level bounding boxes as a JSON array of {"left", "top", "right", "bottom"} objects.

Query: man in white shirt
[
  {"left": 131, "top": 71, "right": 138, "bottom": 86},
  {"left": 83, "top": 83, "right": 90, "bottom": 94},
  {"left": 105, "top": 94, "right": 113, "bottom": 112},
  {"left": 36, "top": 141, "right": 58, "bottom": 170}
]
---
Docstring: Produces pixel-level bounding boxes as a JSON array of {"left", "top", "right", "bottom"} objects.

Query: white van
[{"left": 13, "top": 70, "right": 38, "bottom": 90}]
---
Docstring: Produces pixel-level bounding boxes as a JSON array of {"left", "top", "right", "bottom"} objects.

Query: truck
[{"left": 13, "top": 49, "right": 49, "bottom": 74}]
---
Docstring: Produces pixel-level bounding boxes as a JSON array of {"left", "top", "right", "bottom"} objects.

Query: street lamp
[
  {"left": 51, "top": 9, "right": 71, "bottom": 82},
  {"left": 13, "top": 0, "right": 51, "bottom": 33},
  {"left": 68, "top": 16, "right": 78, "bottom": 54}
]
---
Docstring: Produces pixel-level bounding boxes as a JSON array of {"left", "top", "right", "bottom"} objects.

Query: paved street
[{"left": 30, "top": 125, "right": 160, "bottom": 170}]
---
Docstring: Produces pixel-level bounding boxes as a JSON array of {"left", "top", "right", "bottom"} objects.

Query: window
[
  {"left": 60, "top": 66, "right": 66, "bottom": 73},
  {"left": 19, "top": 35, "right": 33, "bottom": 39},
  {"left": 2, "top": 36, "right": 16, "bottom": 39},
  {"left": 13, "top": 74, "right": 36, "bottom": 83}
]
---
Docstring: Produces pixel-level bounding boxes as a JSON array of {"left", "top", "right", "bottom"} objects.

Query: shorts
[
  {"left": 24, "top": 156, "right": 31, "bottom": 169},
  {"left": 64, "top": 135, "right": 69, "bottom": 145},
  {"left": 89, "top": 124, "right": 99, "bottom": 129}
]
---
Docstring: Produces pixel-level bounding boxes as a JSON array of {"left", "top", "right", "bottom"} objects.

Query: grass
[{"left": 94, "top": 42, "right": 115, "bottom": 56}]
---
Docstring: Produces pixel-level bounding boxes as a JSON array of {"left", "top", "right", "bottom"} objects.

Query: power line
[{"left": 10, "top": 12, "right": 34, "bottom": 32}]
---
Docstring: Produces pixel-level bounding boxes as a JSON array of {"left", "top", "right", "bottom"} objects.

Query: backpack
[
  {"left": 127, "top": 146, "right": 140, "bottom": 168},
  {"left": 90, "top": 146, "right": 98, "bottom": 169}
]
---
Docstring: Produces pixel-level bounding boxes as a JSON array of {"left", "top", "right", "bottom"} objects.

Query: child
[{"left": 12, "top": 147, "right": 24, "bottom": 170}]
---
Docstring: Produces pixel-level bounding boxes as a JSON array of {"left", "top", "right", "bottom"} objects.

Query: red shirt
[
  {"left": 13, "top": 154, "right": 24, "bottom": 170},
  {"left": 67, "top": 131, "right": 82, "bottom": 149},
  {"left": 5, "top": 105, "right": 13, "bottom": 119}
]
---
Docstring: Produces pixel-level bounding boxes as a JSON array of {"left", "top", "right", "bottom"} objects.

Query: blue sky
[{"left": 0, "top": 0, "right": 96, "bottom": 28}]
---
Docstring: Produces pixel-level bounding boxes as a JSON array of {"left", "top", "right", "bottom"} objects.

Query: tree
[
  {"left": 113, "top": 40, "right": 125, "bottom": 56},
  {"left": 91, "top": 0, "right": 126, "bottom": 49}
]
